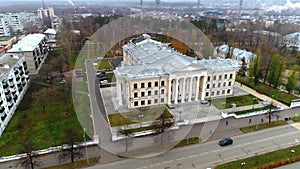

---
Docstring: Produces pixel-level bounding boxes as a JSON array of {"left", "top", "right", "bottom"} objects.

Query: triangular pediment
[{"left": 177, "top": 64, "right": 201, "bottom": 72}]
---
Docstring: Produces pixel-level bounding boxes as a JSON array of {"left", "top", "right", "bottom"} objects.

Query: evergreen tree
[
  {"left": 238, "top": 57, "right": 247, "bottom": 77},
  {"left": 286, "top": 67, "right": 299, "bottom": 94}
]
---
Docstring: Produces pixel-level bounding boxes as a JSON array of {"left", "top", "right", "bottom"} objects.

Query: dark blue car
[{"left": 218, "top": 138, "right": 233, "bottom": 146}]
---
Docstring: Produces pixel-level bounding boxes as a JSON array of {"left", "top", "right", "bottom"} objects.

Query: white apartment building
[
  {"left": 0, "top": 16, "right": 10, "bottom": 36},
  {"left": 0, "top": 13, "right": 24, "bottom": 36},
  {"left": 0, "top": 54, "right": 30, "bottom": 136},
  {"left": 7, "top": 34, "right": 49, "bottom": 75},
  {"left": 114, "top": 34, "right": 240, "bottom": 109},
  {"left": 37, "top": 7, "right": 55, "bottom": 19}
]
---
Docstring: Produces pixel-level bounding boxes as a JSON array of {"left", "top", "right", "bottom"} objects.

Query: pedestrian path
[
  {"left": 291, "top": 123, "right": 300, "bottom": 130},
  {"left": 235, "top": 82, "right": 290, "bottom": 110}
]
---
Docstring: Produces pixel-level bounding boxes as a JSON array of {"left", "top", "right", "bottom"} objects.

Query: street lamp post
[
  {"left": 241, "top": 162, "right": 246, "bottom": 168},
  {"left": 289, "top": 149, "right": 295, "bottom": 159}
]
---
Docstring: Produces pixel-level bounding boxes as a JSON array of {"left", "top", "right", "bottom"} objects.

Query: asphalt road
[{"left": 88, "top": 124, "right": 300, "bottom": 169}]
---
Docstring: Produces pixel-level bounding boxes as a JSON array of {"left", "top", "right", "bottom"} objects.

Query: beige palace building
[{"left": 114, "top": 34, "right": 240, "bottom": 109}]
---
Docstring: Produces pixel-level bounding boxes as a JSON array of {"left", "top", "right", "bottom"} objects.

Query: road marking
[
  {"left": 176, "top": 157, "right": 186, "bottom": 161},
  {"left": 291, "top": 123, "right": 300, "bottom": 130},
  {"left": 188, "top": 154, "right": 199, "bottom": 158}
]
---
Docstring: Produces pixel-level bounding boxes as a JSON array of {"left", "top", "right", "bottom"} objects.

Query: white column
[
  {"left": 117, "top": 79, "right": 123, "bottom": 105},
  {"left": 168, "top": 78, "right": 172, "bottom": 105},
  {"left": 181, "top": 78, "right": 186, "bottom": 103},
  {"left": 174, "top": 78, "right": 179, "bottom": 104},
  {"left": 201, "top": 76, "right": 207, "bottom": 100},
  {"left": 195, "top": 76, "right": 200, "bottom": 101},
  {"left": 188, "top": 77, "right": 193, "bottom": 102}
]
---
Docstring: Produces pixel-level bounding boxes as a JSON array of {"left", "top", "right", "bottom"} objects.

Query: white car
[{"left": 100, "top": 80, "right": 108, "bottom": 84}]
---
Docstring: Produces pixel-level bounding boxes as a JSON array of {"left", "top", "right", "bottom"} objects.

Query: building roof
[
  {"left": 7, "top": 34, "right": 46, "bottom": 52},
  {"left": 0, "top": 53, "right": 23, "bottom": 79},
  {"left": 285, "top": 32, "right": 300, "bottom": 42},
  {"left": 217, "top": 44, "right": 256, "bottom": 60},
  {"left": 116, "top": 35, "right": 239, "bottom": 80},
  {"left": 44, "top": 28, "right": 58, "bottom": 35}
]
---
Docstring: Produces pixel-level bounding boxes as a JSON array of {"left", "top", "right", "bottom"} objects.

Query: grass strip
[{"left": 240, "top": 120, "right": 288, "bottom": 133}]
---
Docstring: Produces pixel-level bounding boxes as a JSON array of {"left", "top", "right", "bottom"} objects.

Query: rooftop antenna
[
  {"left": 42, "top": 0, "right": 46, "bottom": 9},
  {"left": 140, "top": 0, "right": 143, "bottom": 14},
  {"left": 156, "top": 0, "right": 160, "bottom": 12},
  {"left": 238, "top": 0, "right": 243, "bottom": 25}
]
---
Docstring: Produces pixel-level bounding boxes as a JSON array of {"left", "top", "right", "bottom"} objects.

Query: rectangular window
[
  {"left": 161, "top": 98, "right": 164, "bottom": 103},
  {"left": 141, "top": 92, "right": 145, "bottom": 97},
  {"left": 213, "top": 75, "right": 216, "bottom": 80},
  {"left": 154, "top": 90, "right": 158, "bottom": 95},
  {"left": 224, "top": 74, "right": 228, "bottom": 79},
  {"left": 229, "top": 74, "right": 233, "bottom": 79},
  {"left": 217, "top": 91, "right": 220, "bottom": 95},
  {"left": 222, "top": 90, "right": 225, "bottom": 94},
  {"left": 228, "top": 81, "right": 232, "bottom": 86},
  {"left": 207, "top": 76, "right": 210, "bottom": 82},
  {"left": 155, "top": 81, "right": 159, "bottom": 87},
  {"left": 148, "top": 91, "right": 151, "bottom": 96},
  {"left": 148, "top": 100, "right": 151, "bottom": 105},
  {"left": 134, "top": 101, "right": 138, "bottom": 106},
  {"left": 212, "top": 83, "right": 215, "bottom": 88},
  {"left": 154, "top": 99, "right": 158, "bottom": 104},
  {"left": 141, "top": 83, "right": 145, "bottom": 88},
  {"left": 206, "top": 92, "right": 209, "bottom": 97},
  {"left": 223, "top": 82, "right": 226, "bottom": 87},
  {"left": 211, "top": 91, "right": 215, "bottom": 96},
  {"left": 134, "top": 83, "right": 138, "bottom": 89},
  {"left": 161, "top": 80, "right": 165, "bottom": 86},
  {"left": 207, "top": 84, "right": 210, "bottom": 89},
  {"left": 141, "top": 100, "right": 145, "bottom": 105},
  {"left": 148, "top": 82, "right": 152, "bottom": 88},
  {"left": 227, "top": 89, "right": 231, "bottom": 94},
  {"left": 218, "top": 83, "right": 221, "bottom": 87},
  {"left": 161, "top": 89, "right": 164, "bottom": 94},
  {"left": 134, "top": 92, "right": 138, "bottom": 98},
  {"left": 219, "top": 75, "right": 222, "bottom": 80}
]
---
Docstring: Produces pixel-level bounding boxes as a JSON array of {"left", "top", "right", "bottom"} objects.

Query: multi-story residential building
[
  {"left": 7, "top": 34, "right": 48, "bottom": 75},
  {"left": 0, "top": 13, "right": 24, "bottom": 36},
  {"left": 114, "top": 34, "right": 240, "bottom": 109},
  {"left": 0, "top": 54, "right": 30, "bottom": 136},
  {"left": 44, "top": 28, "right": 58, "bottom": 48},
  {"left": 0, "top": 16, "right": 10, "bottom": 36},
  {"left": 37, "top": 7, "right": 55, "bottom": 20}
]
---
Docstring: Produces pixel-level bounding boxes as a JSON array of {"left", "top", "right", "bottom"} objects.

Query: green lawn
[
  {"left": 240, "top": 120, "right": 288, "bottom": 133},
  {"left": 212, "top": 94, "right": 260, "bottom": 109},
  {"left": 108, "top": 108, "right": 172, "bottom": 127},
  {"left": 174, "top": 137, "right": 200, "bottom": 148},
  {"left": 0, "top": 51, "right": 86, "bottom": 157},
  {"left": 97, "top": 60, "right": 112, "bottom": 70},
  {"left": 236, "top": 76, "right": 299, "bottom": 106},
  {"left": 215, "top": 144, "right": 300, "bottom": 169}
]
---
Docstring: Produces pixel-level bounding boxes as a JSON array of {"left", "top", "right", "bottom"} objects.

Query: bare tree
[
  {"left": 58, "top": 128, "right": 84, "bottom": 167},
  {"left": 18, "top": 140, "right": 42, "bottom": 169}
]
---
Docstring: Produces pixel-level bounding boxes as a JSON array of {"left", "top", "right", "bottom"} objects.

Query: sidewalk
[{"left": 235, "top": 82, "right": 290, "bottom": 110}]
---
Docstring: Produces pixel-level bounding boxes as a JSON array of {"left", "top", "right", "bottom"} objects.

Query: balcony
[
  {"left": 13, "top": 95, "right": 18, "bottom": 102},
  {"left": 16, "top": 77, "right": 21, "bottom": 81},
  {"left": 1, "top": 114, "right": 7, "bottom": 122},
  {"left": 3, "top": 83, "right": 8, "bottom": 89},
  {"left": 8, "top": 78, "right": 13, "bottom": 82},
  {"left": 17, "top": 83, "right": 22, "bottom": 87},
  {"left": 4, "top": 90, "right": 10, "bottom": 95},
  {"left": 8, "top": 104, "right": 13, "bottom": 109},
  {"left": 0, "top": 106, "right": 5, "bottom": 113},
  {"left": 6, "top": 96, "right": 12, "bottom": 102}
]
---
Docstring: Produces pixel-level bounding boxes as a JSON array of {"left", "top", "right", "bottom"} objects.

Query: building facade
[
  {"left": 37, "top": 7, "right": 55, "bottom": 19},
  {"left": 0, "top": 16, "right": 10, "bottom": 36},
  {"left": 0, "top": 54, "right": 30, "bottom": 136},
  {"left": 0, "top": 13, "right": 24, "bottom": 36},
  {"left": 7, "top": 34, "right": 49, "bottom": 75},
  {"left": 114, "top": 34, "right": 240, "bottom": 109}
]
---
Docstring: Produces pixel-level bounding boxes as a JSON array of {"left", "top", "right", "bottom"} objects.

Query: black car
[{"left": 218, "top": 138, "right": 233, "bottom": 146}]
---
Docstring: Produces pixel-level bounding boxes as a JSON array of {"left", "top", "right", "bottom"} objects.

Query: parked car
[
  {"left": 201, "top": 100, "right": 209, "bottom": 104},
  {"left": 218, "top": 138, "right": 233, "bottom": 146}
]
